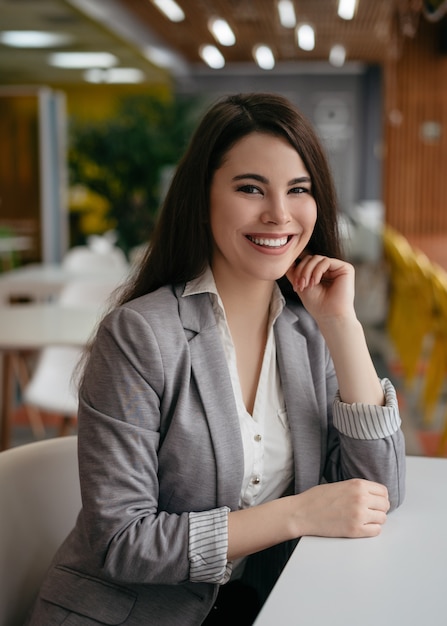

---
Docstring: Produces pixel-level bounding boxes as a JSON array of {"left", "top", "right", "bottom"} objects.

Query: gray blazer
[{"left": 28, "top": 284, "right": 406, "bottom": 625}]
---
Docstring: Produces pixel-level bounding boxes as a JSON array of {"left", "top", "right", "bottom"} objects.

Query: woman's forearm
[
  {"left": 227, "top": 497, "right": 296, "bottom": 561},
  {"left": 227, "top": 478, "right": 390, "bottom": 561},
  {"left": 317, "top": 315, "right": 384, "bottom": 406}
]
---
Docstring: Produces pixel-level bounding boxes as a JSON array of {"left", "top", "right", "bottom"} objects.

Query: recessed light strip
[
  {"left": 277, "top": 0, "right": 296, "bottom": 28},
  {"left": 84, "top": 67, "right": 145, "bottom": 83},
  {"left": 208, "top": 18, "right": 235, "bottom": 46},
  {"left": 199, "top": 45, "right": 225, "bottom": 69},
  {"left": 0, "top": 30, "right": 74, "bottom": 48},
  {"left": 48, "top": 52, "right": 118, "bottom": 68},
  {"left": 253, "top": 45, "right": 275, "bottom": 70},
  {"left": 296, "top": 24, "right": 315, "bottom": 51},
  {"left": 151, "top": 0, "right": 185, "bottom": 22},
  {"left": 329, "top": 44, "right": 346, "bottom": 67},
  {"left": 338, "top": 0, "right": 357, "bottom": 20}
]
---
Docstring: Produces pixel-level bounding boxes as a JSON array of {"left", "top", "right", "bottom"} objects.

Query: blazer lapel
[
  {"left": 177, "top": 289, "right": 244, "bottom": 510},
  {"left": 275, "top": 308, "right": 323, "bottom": 493}
]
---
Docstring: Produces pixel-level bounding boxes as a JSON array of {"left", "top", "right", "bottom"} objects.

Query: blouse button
[{"left": 254, "top": 434, "right": 262, "bottom": 442}]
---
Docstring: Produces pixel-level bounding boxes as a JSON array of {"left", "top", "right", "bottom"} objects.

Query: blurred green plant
[{"left": 68, "top": 93, "right": 203, "bottom": 254}]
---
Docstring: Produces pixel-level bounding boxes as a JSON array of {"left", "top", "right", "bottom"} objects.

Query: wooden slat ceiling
[
  {"left": 0, "top": 0, "right": 432, "bottom": 85},
  {"left": 121, "top": 0, "right": 405, "bottom": 65}
]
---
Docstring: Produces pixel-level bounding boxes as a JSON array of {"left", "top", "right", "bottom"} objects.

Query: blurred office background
[{"left": 1, "top": 0, "right": 447, "bottom": 455}]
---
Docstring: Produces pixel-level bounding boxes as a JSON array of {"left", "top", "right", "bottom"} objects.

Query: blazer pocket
[{"left": 40, "top": 566, "right": 137, "bottom": 625}]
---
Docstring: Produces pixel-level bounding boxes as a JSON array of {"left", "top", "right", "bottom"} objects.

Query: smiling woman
[
  {"left": 209, "top": 132, "right": 317, "bottom": 287},
  {"left": 27, "top": 93, "right": 405, "bottom": 626}
]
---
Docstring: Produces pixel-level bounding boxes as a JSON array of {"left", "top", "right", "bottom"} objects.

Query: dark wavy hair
[{"left": 117, "top": 92, "right": 341, "bottom": 305}]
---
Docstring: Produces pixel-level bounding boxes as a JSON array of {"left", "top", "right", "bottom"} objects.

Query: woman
[{"left": 28, "top": 93, "right": 405, "bottom": 625}]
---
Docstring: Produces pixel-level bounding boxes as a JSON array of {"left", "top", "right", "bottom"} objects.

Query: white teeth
[{"left": 249, "top": 236, "right": 288, "bottom": 248}]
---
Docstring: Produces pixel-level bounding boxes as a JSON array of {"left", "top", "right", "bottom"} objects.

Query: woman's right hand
[{"left": 290, "top": 479, "right": 390, "bottom": 539}]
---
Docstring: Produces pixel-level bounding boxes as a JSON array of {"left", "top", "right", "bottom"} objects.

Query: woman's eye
[
  {"left": 237, "top": 184, "right": 262, "bottom": 195},
  {"left": 290, "top": 186, "right": 311, "bottom": 195}
]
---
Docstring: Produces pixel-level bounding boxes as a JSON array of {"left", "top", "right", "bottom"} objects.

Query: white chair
[
  {"left": 0, "top": 436, "right": 81, "bottom": 626},
  {"left": 62, "top": 243, "right": 129, "bottom": 274},
  {"left": 20, "top": 278, "right": 117, "bottom": 437},
  {"left": 22, "top": 345, "right": 82, "bottom": 434}
]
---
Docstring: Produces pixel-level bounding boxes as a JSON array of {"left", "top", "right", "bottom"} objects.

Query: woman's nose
[{"left": 261, "top": 195, "right": 291, "bottom": 224}]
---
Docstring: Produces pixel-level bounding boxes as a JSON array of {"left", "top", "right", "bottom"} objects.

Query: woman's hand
[
  {"left": 287, "top": 254, "right": 384, "bottom": 405},
  {"left": 290, "top": 479, "right": 390, "bottom": 539},
  {"left": 227, "top": 479, "right": 390, "bottom": 561},
  {"left": 286, "top": 254, "right": 356, "bottom": 323}
]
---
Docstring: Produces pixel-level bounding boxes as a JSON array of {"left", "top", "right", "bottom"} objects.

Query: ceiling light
[
  {"left": 253, "top": 45, "right": 275, "bottom": 70},
  {"left": 0, "top": 30, "right": 73, "bottom": 48},
  {"left": 296, "top": 24, "right": 315, "bottom": 51},
  {"left": 338, "top": 0, "right": 357, "bottom": 20},
  {"left": 48, "top": 52, "right": 118, "bottom": 69},
  {"left": 277, "top": 0, "right": 296, "bottom": 28},
  {"left": 84, "top": 68, "right": 145, "bottom": 83},
  {"left": 329, "top": 44, "right": 346, "bottom": 67},
  {"left": 208, "top": 18, "right": 236, "bottom": 46},
  {"left": 199, "top": 45, "right": 225, "bottom": 69},
  {"left": 151, "top": 0, "right": 185, "bottom": 22},
  {"left": 144, "top": 45, "right": 178, "bottom": 69}
]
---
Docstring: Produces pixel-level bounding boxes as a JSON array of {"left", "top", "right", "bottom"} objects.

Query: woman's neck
[
  {"left": 215, "top": 274, "right": 273, "bottom": 415},
  {"left": 212, "top": 267, "right": 274, "bottom": 324}
]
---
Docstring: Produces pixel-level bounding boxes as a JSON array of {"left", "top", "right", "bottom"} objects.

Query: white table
[
  {"left": 0, "top": 304, "right": 101, "bottom": 450},
  {"left": 0, "top": 263, "right": 128, "bottom": 304},
  {"left": 255, "top": 455, "right": 447, "bottom": 626}
]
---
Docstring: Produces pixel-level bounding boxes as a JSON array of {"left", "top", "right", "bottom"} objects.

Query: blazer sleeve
[
  {"left": 283, "top": 301, "right": 406, "bottom": 511},
  {"left": 76, "top": 304, "right": 202, "bottom": 585},
  {"left": 326, "top": 376, "right": 406, "bottom": 510}
]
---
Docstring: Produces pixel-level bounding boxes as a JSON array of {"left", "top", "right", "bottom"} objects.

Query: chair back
[
  {"left": 0, "top": 436, "right": 81, "bottom": 626},
  {"left": 62, "top": 245, "right": 129, "bottom": 274},
  {"left": 23, "top": 346, "right": 81, "bottom": 415},
  {"left": 58, "top": 277, "right": 119, "bottom": 311},
  {"left": 22, "top": 277, "right": 116, "bottom": 417}
]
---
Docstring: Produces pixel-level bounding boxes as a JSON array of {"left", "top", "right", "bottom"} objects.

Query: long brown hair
[{"left": 118, "top": 92, "right": 341, "bottom": 305}]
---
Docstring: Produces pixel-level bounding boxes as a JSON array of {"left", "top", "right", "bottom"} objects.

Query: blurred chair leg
[
  {"left": 58, "top": 415, "right": 77, "bottom": 437},
  {"left": 11, "top": 352, "right": 46, "bottom": 439}
]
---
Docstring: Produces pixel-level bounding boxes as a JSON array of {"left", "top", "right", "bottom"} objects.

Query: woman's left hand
[{"left": 286, "top": 255, "right": 356, "bottom": 322}]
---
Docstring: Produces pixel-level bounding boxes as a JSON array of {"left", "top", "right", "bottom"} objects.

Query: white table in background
[
  {"left": 255, "top": 455, "right": 447, "bottom": 626},
  {"left": 0, "top": 304, "right": 101, "bottom": 450},
  {"left": 0, "top": 263, "right": 128, "bottom": 304}
]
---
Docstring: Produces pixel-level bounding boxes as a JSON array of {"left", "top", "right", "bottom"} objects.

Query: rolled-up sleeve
[
  {"left": 188, "top": 507, "right": 232, "bottom": 584},
  {"left": 332, "top": 378, "right": 401, "bottom": 440}
]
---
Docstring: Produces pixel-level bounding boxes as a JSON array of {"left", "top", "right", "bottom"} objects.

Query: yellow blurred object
[
  {"left": 383, "top": 226, "right": 447, "bottom": 455},
  {"left": 383, "top": 226, "right": 435, "bottom": 386},
  {"left": 421, "top": 265, "right": 447, "bottom": 424}
]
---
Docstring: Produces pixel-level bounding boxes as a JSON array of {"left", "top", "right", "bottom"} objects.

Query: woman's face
[{"left": 209, "top": 132, "right": 317, "bottom": 284}]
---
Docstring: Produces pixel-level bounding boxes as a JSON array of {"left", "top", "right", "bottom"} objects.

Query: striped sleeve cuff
[
  {"left": 333, "top": 378, "right": 401, "bottom": 440},
  {"left": 188, "top": 507, "right": 232, "bottom": 584}
]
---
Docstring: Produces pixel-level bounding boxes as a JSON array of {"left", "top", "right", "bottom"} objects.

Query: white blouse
[{"left": 184, "top": 267, "right": 401, "bottom": 585}]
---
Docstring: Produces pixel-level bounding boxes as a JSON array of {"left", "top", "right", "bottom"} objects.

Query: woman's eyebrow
[
  {"left": 232, "top": 173, "right": 268, "bottom": 183},
  {"left": 289, "top": 176, "right": 312, "bottom": 185},
  {"left": 232, "top": 174, "right": 311, "bottom": 185}
]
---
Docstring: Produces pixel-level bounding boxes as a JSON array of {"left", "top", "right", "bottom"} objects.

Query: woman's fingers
[
  {"left": 293, "top": 479, "right": 390, "bottom": 539},
  {"left": 288, "top": 255, "right": 330, "bottom": 291},
  {"left": 288, "top": 254, "right": 350, "bottom": 292}
]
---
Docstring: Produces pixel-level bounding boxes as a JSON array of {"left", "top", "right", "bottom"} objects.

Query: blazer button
[{"left": 252, "top": 475, "right": 261, "bottom": 485}]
